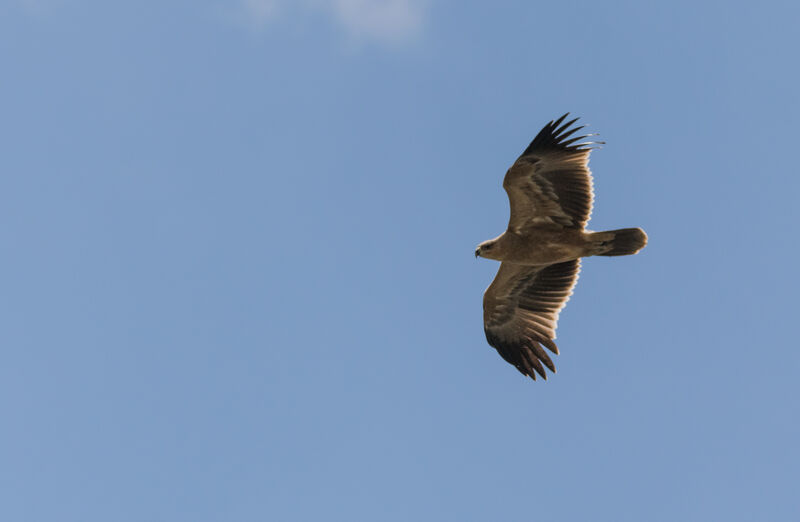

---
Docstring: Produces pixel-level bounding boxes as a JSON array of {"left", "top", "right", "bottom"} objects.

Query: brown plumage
[{"left": 476, "top": 114, "right": 647, "bottom": 380}]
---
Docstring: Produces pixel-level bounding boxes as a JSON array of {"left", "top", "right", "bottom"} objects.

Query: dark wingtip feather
[
  {"left": 531, "top": 343, "right": 556, "bottom": 373},
  {"left": 541, "top": 338, "right": 559, "bottom": 355},
  {"left": 554, "top": 117, "right": 580, "bottom": 137},
  {"left": 520, "top": 114, "right": 602, "bottom": 156},
  {"left": 485, "top": 329, "right": 559, "bottom": 382},
  {"left": 522, "top": 347, "right": 548, "bottom": 380},
  {"left": 551, "top": 113, "right": 569, "bottom": 129}
]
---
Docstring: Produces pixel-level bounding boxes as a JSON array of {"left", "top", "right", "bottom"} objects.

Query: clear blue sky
[{"left": 2, "top": 1, "right": 799, "bottom": 520}]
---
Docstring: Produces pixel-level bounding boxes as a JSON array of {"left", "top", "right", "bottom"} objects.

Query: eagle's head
[{"left": 475, "top": 239, "right": 501, "bottom": 260}]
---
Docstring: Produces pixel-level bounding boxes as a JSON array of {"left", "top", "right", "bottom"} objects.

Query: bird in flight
[{"left": 476, "top": 114, "right": 647, "bottom": 380}]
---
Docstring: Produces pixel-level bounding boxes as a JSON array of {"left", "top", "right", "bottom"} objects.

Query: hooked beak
[{"left": 474, "top": 248, "right": 480, "bottom": 258}]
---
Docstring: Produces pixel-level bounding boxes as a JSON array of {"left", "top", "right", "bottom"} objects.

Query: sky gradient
[{"left": 2, "top": 1, "right": 799, "bottom": 521}]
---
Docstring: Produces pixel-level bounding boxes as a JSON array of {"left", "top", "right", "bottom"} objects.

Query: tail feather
[{"left": 593, "top": 228, "right": 647, "bottom": 256}]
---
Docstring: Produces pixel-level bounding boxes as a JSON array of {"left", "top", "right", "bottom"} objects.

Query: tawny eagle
[{"left": 476, "top": 114, "right": 647, "bottom": 380}]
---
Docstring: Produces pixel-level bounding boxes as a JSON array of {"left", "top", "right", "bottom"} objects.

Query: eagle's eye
[{"left": 484, "top": 244, "right": 493, "bottom": 250}]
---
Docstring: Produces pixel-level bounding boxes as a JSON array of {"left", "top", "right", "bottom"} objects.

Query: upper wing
[
  {"left": 483, "top": 259, "right": 580, "bottom": 380},
  {"left": 503, "top": 114, "right": 601, "bottom": 233}
]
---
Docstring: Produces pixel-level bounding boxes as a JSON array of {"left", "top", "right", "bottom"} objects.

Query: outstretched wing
[
  {"left": 503, "top": 114, "right": 600, "bottom": 232},
  {"left": 483, "top": 260, "right": 580, "bottom": 380}
]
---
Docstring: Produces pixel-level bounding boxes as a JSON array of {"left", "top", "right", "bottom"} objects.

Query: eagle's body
[
  {"left": 476, "top": 114, "right": 647, "bottom": 380},
  {"left": 479, "top": 227, "right": 593, "bottom": 265}
]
